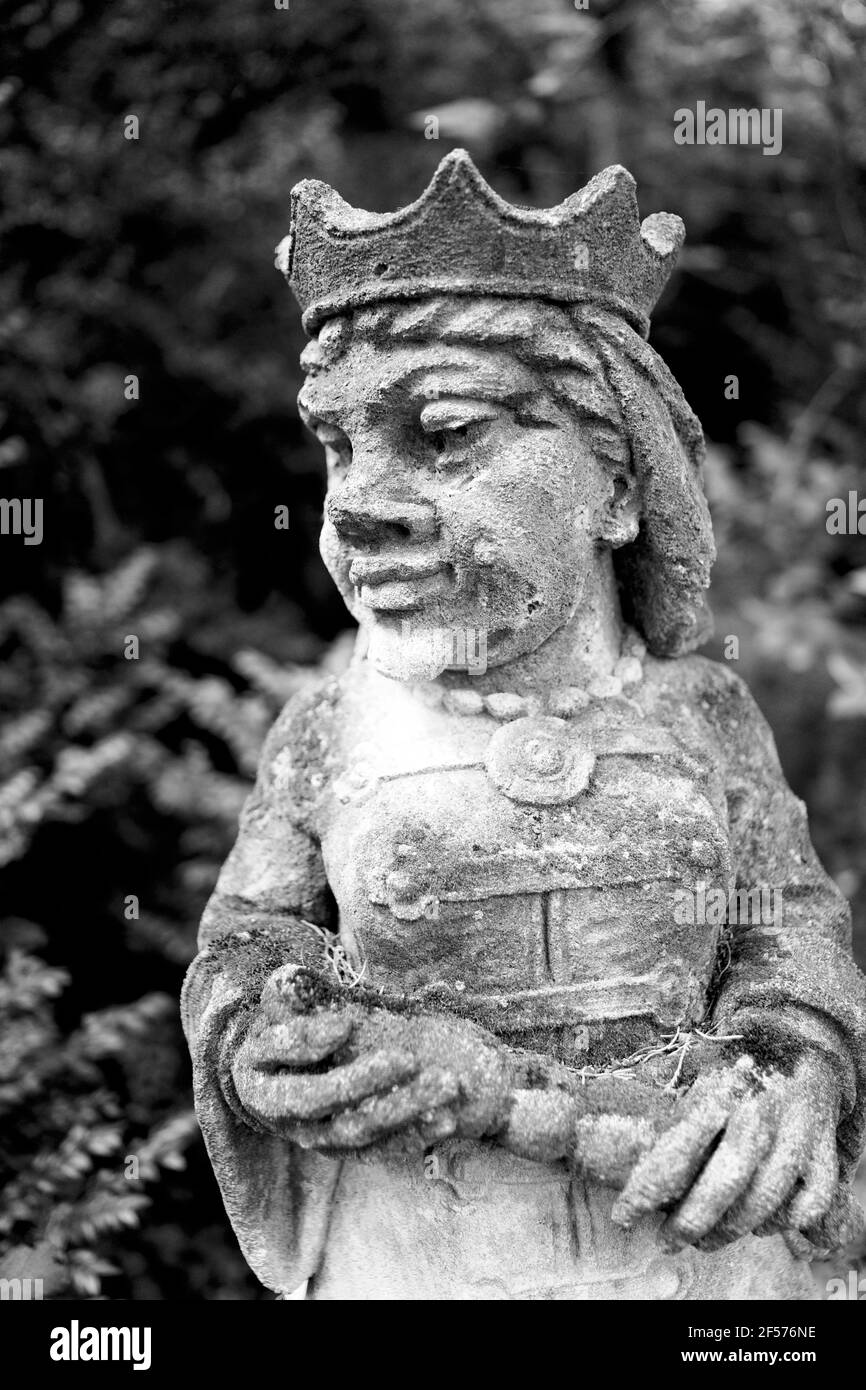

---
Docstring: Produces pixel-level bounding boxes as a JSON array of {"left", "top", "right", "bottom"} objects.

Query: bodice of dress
[{"left": 316, "top": 672, "right": 733, "bottom": 1050}]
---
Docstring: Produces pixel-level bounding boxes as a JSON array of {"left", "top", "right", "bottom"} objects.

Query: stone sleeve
[
  {"left": 197, "top": 678, "right": 339, "bottom": 949},
  {"left": 180, "top": 680, "right": 343, "bottom": 1296},
  {"left": 701, "top": 660, "right": 866, "bottom": 1178}
]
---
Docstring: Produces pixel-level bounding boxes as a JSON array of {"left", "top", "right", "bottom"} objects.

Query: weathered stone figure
[{"left": 182, "top": 152, "right": 866, "bottom": 1300}]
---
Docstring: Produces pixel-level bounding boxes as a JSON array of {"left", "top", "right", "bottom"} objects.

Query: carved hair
[{"left": 301, "top": 296, "right": 715, "bottom": 657}]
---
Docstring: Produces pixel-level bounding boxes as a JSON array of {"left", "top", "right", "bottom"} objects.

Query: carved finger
[
  {"left": 749, "top": 1138, "right": 839, "bottom": 1243},
  {"left": 722, "top": 1107, "right": 810, "bottom": 1236},
  {"left": 787, "top": 1124, "right": 839, "bottom": 1231},
  {"left": 245, "top": 1013, "right": 354, "bottom": 1066},
  {"left": 259, "top": 963, "right": 317, "bottom": 1018},
  {"left": 417, "top": 1111, "right": 459, "bottom": 1145},
  {"left": 661, "top": 1092, "right": 775, "bottom": 1249},
  {"left": 294, "top": 1068, "right": 459, "bottom": 1150},
  {"left": 234, "top": 1048, "right": 417, "bottom": 1125},
  {"left": 612, "top": 1070, "right": 743, "bottom": 1227}
]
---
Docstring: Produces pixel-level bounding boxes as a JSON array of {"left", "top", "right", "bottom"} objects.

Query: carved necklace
[
  {"left": 417, "top": 629, "right": 647, "bottom": 805},
  {"left": 415, "top": 627, "right": 646, "bottom": 722}
]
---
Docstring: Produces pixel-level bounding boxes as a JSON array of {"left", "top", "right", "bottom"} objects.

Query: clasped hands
[{"left": 230, "top": 964, "right": 844, "bottom": 1251}]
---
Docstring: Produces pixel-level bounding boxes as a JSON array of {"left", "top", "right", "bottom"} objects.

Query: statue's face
[{"left": 300, "top": 331, "right": 634, "bottom": 679}]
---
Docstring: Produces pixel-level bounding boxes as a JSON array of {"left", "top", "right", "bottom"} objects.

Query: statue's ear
[{"left": 597, "top": 465, "right": 640, "bottom": 548}]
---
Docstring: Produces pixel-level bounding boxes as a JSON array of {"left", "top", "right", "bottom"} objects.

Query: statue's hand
[
  {"left": 286, "top": 1008, "right": 513, "bottom": 1153},
  {"left": 230, "top": 966, "right": 438, "bottom": 1145},
  {"left": 611, "top": 1049, "right": 842, "bottom": 1251},
  {"left": 230, "top": 965, "right": 511, "bottom": 1152}
]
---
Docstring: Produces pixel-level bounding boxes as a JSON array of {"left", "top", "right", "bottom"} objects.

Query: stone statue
[{"left": 182, "top": 152, "right": 866, "bottom": 1300}]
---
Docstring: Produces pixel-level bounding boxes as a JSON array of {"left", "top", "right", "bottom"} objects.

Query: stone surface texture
[{"left": 182, "top": 152, "right": 866, "bottom": 1300}]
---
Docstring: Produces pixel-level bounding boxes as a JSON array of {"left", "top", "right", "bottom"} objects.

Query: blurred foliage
[
  {"left": 0, "top": 0, "right": 864, "bottom": 1297},
  {"left": 0, "top": 544, "right": 347, "bottom": 1298}
]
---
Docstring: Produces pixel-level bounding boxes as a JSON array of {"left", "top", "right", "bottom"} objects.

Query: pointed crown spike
[{"left": 277, "top": 150, "right": 684, "bottom": 338}]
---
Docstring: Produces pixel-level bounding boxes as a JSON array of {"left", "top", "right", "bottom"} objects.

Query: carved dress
[{"left": 182, "top": 650, "right": 865, "bottom": 1300}]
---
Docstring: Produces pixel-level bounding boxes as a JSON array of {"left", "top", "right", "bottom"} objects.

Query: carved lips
[{"left": 349, "top": 554, "right": 450, "bottom": 611}]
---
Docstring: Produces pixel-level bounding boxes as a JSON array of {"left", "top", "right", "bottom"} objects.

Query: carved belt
[{"left": 409, "top": 956, "right": 708, "bottom": 1033}]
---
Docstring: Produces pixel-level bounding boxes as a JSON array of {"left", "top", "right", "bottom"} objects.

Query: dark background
[{"left": 1, "top": 0, "right": 864, "bottom": 1299}]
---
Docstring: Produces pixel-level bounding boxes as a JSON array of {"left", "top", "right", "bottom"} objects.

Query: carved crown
[{"left": 277, "top": 149, "right": 685, "bottom": 338}]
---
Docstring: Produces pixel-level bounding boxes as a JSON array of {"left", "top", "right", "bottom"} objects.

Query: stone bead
[
  {"left": 547, "top": 686, "right": 591, "bottom": 718},
  {"left": 623, "top": 631, "right": 647, "bottom": 662},
  {"left": 614, "top": 655, "right": 643, "bottom": 688},
  {"left": 587, "top": 674, "right": 623, "bottom": 700},
  {"left": 483, "top": 692, "right": 527, "bottom": 721},
  {"left": 444, "top": 688, "right": 485, "bottom": 716}
]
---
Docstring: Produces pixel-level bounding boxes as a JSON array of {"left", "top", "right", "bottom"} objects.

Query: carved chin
[
  {"left": 359, "top": 593, "right": 571, "bottom": 681},
  {"left": 365, "top": 621, "right": 455, "bottom": 682}
]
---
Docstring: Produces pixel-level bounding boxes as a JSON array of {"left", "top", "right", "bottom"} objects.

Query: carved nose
[{"left": 327, "top": 493, "right": 438, "bottom": 546}]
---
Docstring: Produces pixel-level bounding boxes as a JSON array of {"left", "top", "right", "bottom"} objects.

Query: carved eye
[
  {"left": 419, "top": 399, "right": 499, "bottom": 466},
  {"left": 430, "top": 423, "right": 470, "bottom": 455},
  {"left": 426, "top": 420, "right": 489, "bottom": 467}
]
